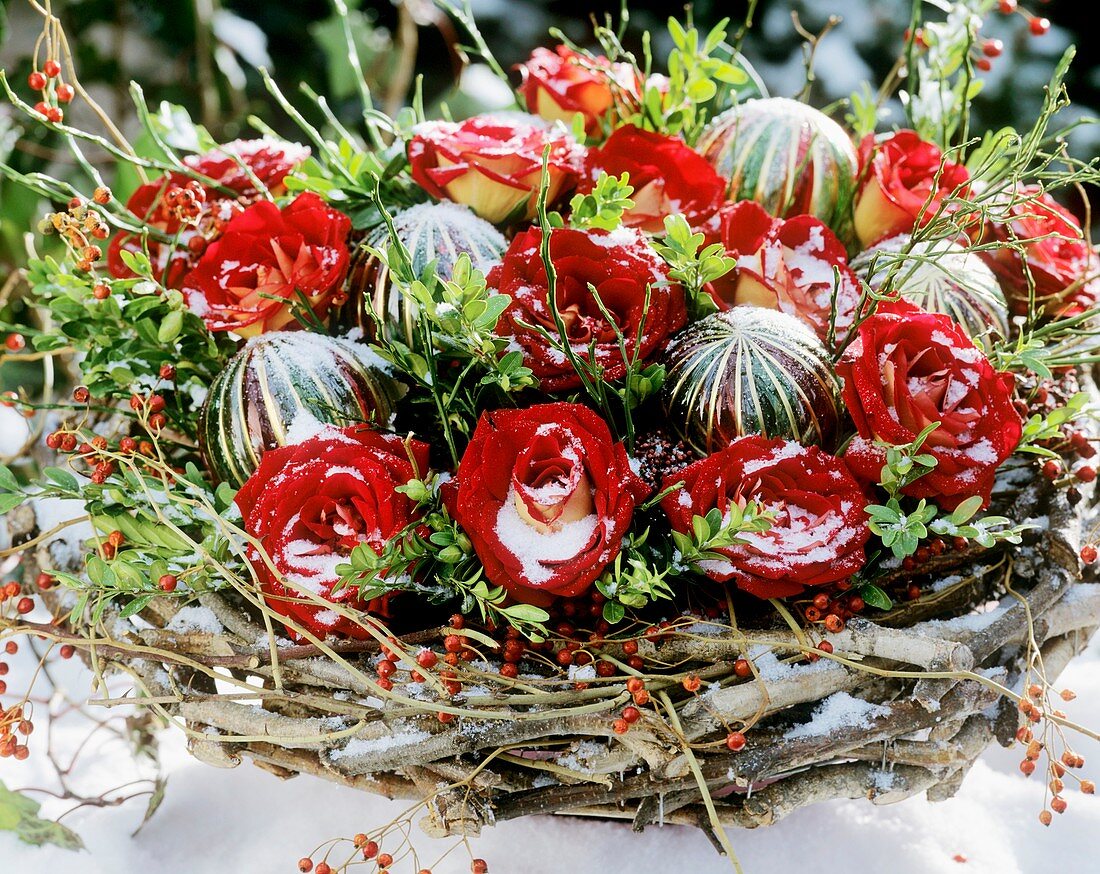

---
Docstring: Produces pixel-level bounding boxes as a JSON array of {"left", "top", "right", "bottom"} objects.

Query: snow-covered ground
[{"left": 1, "top": 636, "right": 1098, "bottom": 873}]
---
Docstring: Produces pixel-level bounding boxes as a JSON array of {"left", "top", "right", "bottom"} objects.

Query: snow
[
  {"left": 165, "top": 606, "right": 223, "bottom": 635},
  {"left": 493, "top": 486, "right": 598, "bottom": 584},
  {"left": 3, "top": 634, "right": 1100, "bottom": 872},
  {"left": 783, "top": 692, "right": 891, "bottom": 740},
  {"left": 0, "top": 406, "right": 31, "bottom": 455}
]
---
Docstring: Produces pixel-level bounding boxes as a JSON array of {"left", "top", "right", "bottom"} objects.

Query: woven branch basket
[{"left": 4, "top": 386, "right": 1099, "bottom": 848}]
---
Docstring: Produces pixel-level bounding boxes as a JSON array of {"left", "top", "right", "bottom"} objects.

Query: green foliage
[
  {"left": 652, "top": 214, "right": 733, "bottom": 320},
  {"left": 1016, "top": 392, "right": 1090, "bottom": 458},
  {"left": 866, "top": 498, "right": 939, "bottom": 559},
  {"left": 336, "top": 477, "right": 550, "bottom": 639},
  {"left": 0, "top": 780, "right": 84, "bottom": 851},
  {"left": 14, "top": 256, "right": 232, "bottom": 435},
  {"left": 568, "top": 172, "right": 635, "bottom": 231},
  {"left": 875, "top": 422, "right": 941, "bottom": 499}
]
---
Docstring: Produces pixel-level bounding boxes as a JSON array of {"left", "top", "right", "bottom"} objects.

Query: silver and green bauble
[
  {"left": 661, "top": 306, "right": 841, "bottom": 455},
  {"left": 337, "top": 202, "right": 506, "bottom": 345},
  {"left": 697, "top": 97, "right": 858, "bottom": 232},
  {"left": 199, "top": 332, "right": 402, "bottom": 487},
  {"left": 851, "top": 235, "right": 1010, "bottom": 341}
]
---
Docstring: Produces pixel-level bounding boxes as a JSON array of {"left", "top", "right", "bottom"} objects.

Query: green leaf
[
  {"left": 602, "top": 601, "right": 626, "bottom": 624},
  {"left": 0, "top": 780, "right": 84, "bottom": 851},
  {"left": 858, "top": 583, "right": 894, "bottom": 612},
  {"left": 502, "top": 603, "right": 551, "bottom": 624},
  {"left": 950, "top": 495, "right": 984, "bottom": 525}
]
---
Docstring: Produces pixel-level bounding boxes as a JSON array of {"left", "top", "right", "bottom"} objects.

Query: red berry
[
  {"left": 471, "top": 860, "right": 488, "bottom": 874},
  {"left": 1039, "top": 809, "right": 1052, "bottom": 826},
  {"left": 298, "top": 860, "right": 313, "bottom": 873},
  {"left": 159, "top": 363, "right": 176, "bottom": 380},
  {"left": 998, "top": 0, "right": 1017, "bottom": 11},
  {"left": 16, "top": 597, "right": 34, "bottom": 615},
  {"left": 314, "top": 864, "right": 331, "bottom": 874},
  {"left": 500, "top": 663, "right": 518, "bottom": 679},
  {"left": 1020, "top": 759, "right": 1036, "bottom": 776},
  {"left": 377, "top": 854, "right": 393, "bottom": 868},
  {"left": 362, "top": 840, "right": 379, "bottom": 859},
  {"left": 1075, "top": 465, "right": 1096, "bottom": 483},
  {"left": 45, "top": 107, "right": 63, "bottom": 124},
  {"left": 158, "top": 574, "right": 178, "bottom": 592},
  {"left": 449, "top": 613, "right": 465, "bottom": 629},
  {"left": 5, "top": 333, "right": 25, "bottom": 352},
  {"left": 621, "top": 705, "right": 641, "bottom": 724},
  {"left": 36, "top": 572, "right": 54, "bottom": 590},
  {"left": 1051, "top": 795, "right": 1067, "bottom": 813},
  {"left": 983, "top": 39, "right": 1004, "bottom": 57},
  {"left": 92, "top": 284, "right": 110, "bottom": 300},
  {"left": 682, "top": 674, "right": 701, "bottom": 693},
  {"left": 33, "top": 101, "right": 49, "bottom": 117},
  {"left": 1081, "top": 545, "right": 1098, "bottom": 564},
  {"left": 443, "top": 634, "right": 463, "bottom": 653},
  {"left": 4, "top": 642, "right": 17, "bottom": 654},
  {"left": 437, "top": 711, "right": 454, "bottom": 724},
  {"left": 1030, "top": 17, "right": 1050, "bottom": 36},
  {"left": 612, "top": 718, "right": 629, "bottom": 735},
  {"left": 28, "top": 71, "right": 47, "bottom": 90},
  {"left": 43, "top": 59, "right": 61, "bottom": 78},
  {"left": 416, "top": 649, "right": 438, "bottom": 668},
  {"left": 555, "top": 648, "right": 573, "bottom": 667},
  {"left": 120, "top": 437, "right": 137, "bottom": 453},
  {"left": 59, "top": 644, "right": 75, "bottom": 659},
  {"left": 56, "top": 83, "right": 75, "bottom": 103},
  {"left": 626, "top": 677, "right": 645, "bottom": 694},
  {"left": 725, "top": 731, "right": 746, "bottom": 751},
  {"left": 1042, "top": 460, "right": 1061, "bottom": 480},
  {"left": 376, "top": 659, "right": 396, "bottom": 679},
  {"left": 818, "top": 640, "right": 834, "bottom": 654},
  {"left": 976, "top": 58, "right": 992, "bottom": 72},
  {"left": 148, "top": 412, "right": 167, "bottom": 431}
]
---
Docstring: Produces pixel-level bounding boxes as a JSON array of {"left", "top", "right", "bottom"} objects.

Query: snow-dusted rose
[
  {"left": 838, "top": 301, "right": 1021, "bottom": 510},
  {"left": 181, "top": 192, "right": 351, "bottom": 337},
  {"left": 490, "top": 225, "right": 686, "bottom": 391},
  {"left": 661, "top": 436, "right": 870, "bottom": 598},
  {"left": 407, "top": 115, "right": 583, "bottom": 224},
  {"left": 518, "top": 45, "right": 636, "bottom": 136},
  {"left": 108, "top": 138, "right": 309, "bottom": 288},
  {"left": 443, "top": 403, "right": 649, "bottom": 605},
  {"left": 580, "top": 125, "right": 725, "bottom": 232},
  {"left": 235, "top": 426, "right": 430, "bottom": 640},
  {"left": 977, "top": 185, "right": 1100, "bottom": 318},
  {"left": 854, "top": 130, "right": 970, "bottom": 247},
  {"left": 707, "top": 200, "right": 862, "bottom": 344}
]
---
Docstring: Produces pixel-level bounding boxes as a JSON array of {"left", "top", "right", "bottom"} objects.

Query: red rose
[
  {"left": 854, "top": 130, "right": 970, "bottom": 247},
  {"left": 518, "top": 45, "right": 637, "bottom": 136},
  {"left": 706, "top": 200, "right": 862, "bottom": 344},
  {"left": 579, "top": 125, "right": 725, "bottom": 233},
  {"left": 838, "top": 301, "right": 1021, "bottom": 509},
  {"left": 443, "top": 403, "right": 649, "bottom": 605},
  {"left": 185, "top": 138, "right": 310, "bottom": 197},
  {"left": 661, "top": 436, "right": 869, "bottom": 598},
  {"left": 181, "top": 192, "right": 351, "bottom": 337},
  {"left": 108, "top": 138, "right": 309, "bottom": 288},
  {"left": 234, "top": 425, "right": 430, "bottom": 640},
  {"left": 977, "top": 185, "right": 1100, "bottom": 318},
  {"left": 490, "top": 226, "right": 686, "bottom": 391},
  {"left": 408, "top": 115, "right": 583, "bottom": 225}
]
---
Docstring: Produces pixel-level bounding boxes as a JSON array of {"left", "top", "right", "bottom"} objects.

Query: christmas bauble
[
  {"left": 338, "top": 201, "right": 507, "bottom": 345},
  {"left": 697, "top": 97, "right": 858, "bottom": 232},
  {"left": 851, "top": 235, "right": 1010, "bottom": 341},
  {"left": 199, "top": 332, "right": 402, "bottom": 487},
  {"left": 661, "top": 307, "right": 841, "bottom": 454}
]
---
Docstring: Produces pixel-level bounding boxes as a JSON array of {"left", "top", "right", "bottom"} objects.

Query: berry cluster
[
  {"left": 37, "top": 188, "right": 112, "bottom": 273},
  {"left": 298, "top": 834, "right": 489, "bottom": 873},
  {"left": 26, "top": 58, "right": 71, "bottom": 123}
]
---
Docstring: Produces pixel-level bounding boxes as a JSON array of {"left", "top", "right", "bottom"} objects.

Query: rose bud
[
  {"left": 579, "top": 125, "right": 725, "bottom": 233},
  {"left": 442, "top": 403, "right": 649, "bottom": 605},
  {"left": 518, "top": 45, "right": 637, "bottom": 136},
  {"left": 838, "top": 300, "right": 1021, "bottom": 510},
  {"left": 180, "top": 192, "right": 351, "bottom": 337},
  {"left": 407, "top": 115, "right": 583, "bottom": 225},
  {"left": 234, "top": 425, "right": 430, "bottom": 640},
  {"left": 853, "top": 130, "right": 970, "bottom": 247},
  {"left": 490, "top": 225, "right": 685, "bottom": 391},
  {"left": 661, "top": 436, "right": 870, "bottom": 598},
  {"left": 706, "top": 200, "right": 863, "bottom": 345},
  {"left": 976, "top": 185, "right": 1100, "bottom": 318}
]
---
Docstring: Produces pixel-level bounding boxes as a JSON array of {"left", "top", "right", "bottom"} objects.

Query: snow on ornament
[
  {"left": 660, "top": 306, "right": 841, "bottom": 455},
  {"left": 199, "top": 332, "right": 402, "bottom": 487},
  {"left": 336, "top": 202, "right": 507, "bottom": 345},
  {"left": 851, "top": 235, "right": 1010, "bottom": 341},
  {"left": 697, "top": 97, "right": 858, "bottom": 234}
]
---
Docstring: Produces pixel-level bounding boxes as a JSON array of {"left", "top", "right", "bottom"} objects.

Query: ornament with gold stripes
[
  {"left": 199, "top": 331, "right": 403, "bottom": 487},
  {"left": 698, "top": 97, "right": 858, "bottom": 235},
  {"left": 661, "top": 306, "right": 842, "bottom": 455}
]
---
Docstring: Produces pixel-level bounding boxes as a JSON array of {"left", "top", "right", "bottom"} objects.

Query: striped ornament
[
  {"left": 851, "top": 235, "right": 1010, "bottom": 341},
  {"left": 199, "top": 332, "right": 402, "bottom": 487},
  {"left": 337, "top": 201, "right": 507, "bottom": 345},
  {"left": 697, "top": 97, "right": 858, "bottom": 234},
  {"left": 661, "top": 307, "right": 842, "bottom": 455}
]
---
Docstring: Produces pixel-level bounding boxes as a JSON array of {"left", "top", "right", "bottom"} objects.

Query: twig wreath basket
[{"left": 2, "top": 0, "right": 1100, "bottom": 868}]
